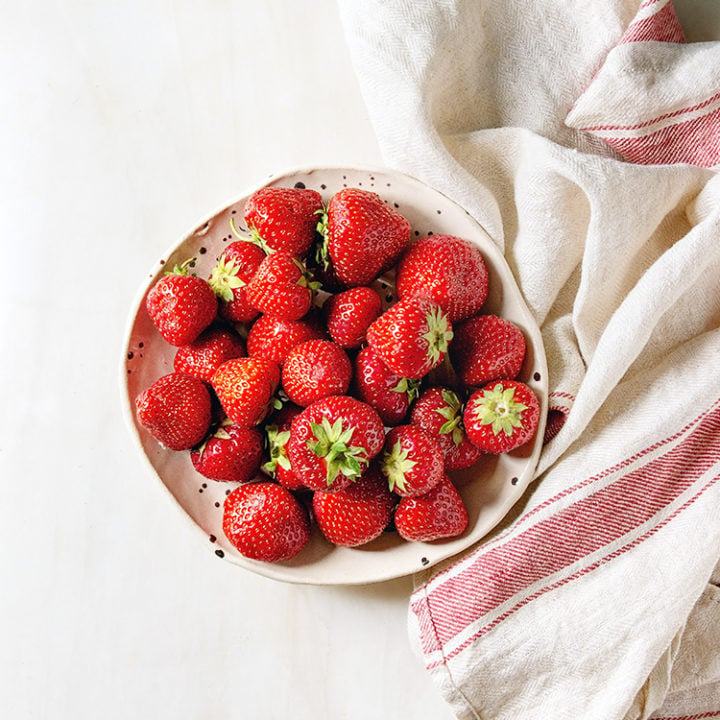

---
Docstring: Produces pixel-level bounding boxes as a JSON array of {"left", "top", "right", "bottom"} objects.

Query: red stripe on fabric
[
  {"left": 423, "top": 474, "right": 719, "bottom": 668},
  {"left": 581, "top": 91, "right": 720, "bottom": 132},
  {"left": 543, "top": 409, "right": 568, "bottom": 444},
  {"left": 414, "top": 399, "right": 720, "bottom": 590},
  {"left": 412, "top": 401, "right": 720, "bottom": 657},
  {"left": 549, "top": 391, "right": 575, "bottom": 402},
  {"left": 652, "top": 713, "right": 720, "bottom": 720},
  {"left": 620, "top": 2, "right": 686, "bottom": 44},
  {"left": 598, "top": 105, "right": 720, "bottom": 166}
]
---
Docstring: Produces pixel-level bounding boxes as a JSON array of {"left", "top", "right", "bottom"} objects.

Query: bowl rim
[{"left": 119, "top": 163, "right": 548, "bottom": 585}]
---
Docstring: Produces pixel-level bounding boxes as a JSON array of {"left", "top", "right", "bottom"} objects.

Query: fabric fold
[
  {"left": 338, "top": 0, "right": 720, "bottom": 718},
  {"left": 566, "top": 1, "right": 720, "bottom": 166}
]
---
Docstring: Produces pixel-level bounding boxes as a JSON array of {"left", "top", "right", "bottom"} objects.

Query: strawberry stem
[
  {"left": 208, "top": 255, "right": 247, "bottom": 301},
  {"left": 381, "top": 440, "right": 416, "bottom": 493},
  {"left": 473, "top": 383, "right": 528, "bottom": 437},
  {"left": 313, "top": 207, "right": 331, "bottom": 271},
  {"left": 422, "top": 306, "right": 454, "bottom": 364},
  {"left": 307, "top": 417, "right": 368, "bottom": 485},
  {"left": 165, "top": 257, "right": 197, "bottom": 276},
  {"left": 263, "top": 424, "right": 292, "bottom": 476},
  {"left": 229, "top": 216, "right": 272, "bottom": 255}
]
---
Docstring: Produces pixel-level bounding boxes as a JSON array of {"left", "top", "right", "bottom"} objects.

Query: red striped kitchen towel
[
  {"left": 566, "top": 0, "right": 720, "bottom": 167},
  {"left": 339, "top": 0, "right": 720, "bottom": 717}
]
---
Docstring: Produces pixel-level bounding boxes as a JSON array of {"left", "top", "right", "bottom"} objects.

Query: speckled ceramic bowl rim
[{"left": 120, "top": 164, "right": 548, "bottom": 585}]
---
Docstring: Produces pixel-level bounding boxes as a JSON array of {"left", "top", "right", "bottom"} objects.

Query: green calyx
[
  {"left": 165, "top": 257, "right": 197, "bottom": 277},
  {"left": 390, "top": 377, "right": 421, "bottom": 403},
  {"left": 313, "top": 207, "right": 331, "bottom": 271},
  {"left": 381, "top": 440, "right": 416, "bottom": 493},
  {"left": 473, "top": 383, "right": 528, "bottom": 437},
  {"left": 263, "top": 424, "right": 292, "bottom": 476},
  {"left": 195, "top": 419, "right": 232, "bottom": 459},
  {"left": 230, "top": 216, "right": 273, "bottom": 255},
  {"left": 422, "top": 306, "right": 454, "bottom": 364},
  {"left": 208, "top": 254, "right": 247, "bottom": 301},
  {"left": 434, "top": 389, "right": 465, "bottom": 447},
  {"left": 306, "top": 416, "right": 367, "bottom": 486},
  {"left": 293, "top": 258, "right": 323, "bottom": 293}
]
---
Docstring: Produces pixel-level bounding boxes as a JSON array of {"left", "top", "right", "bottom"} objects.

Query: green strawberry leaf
[
  {"left": 230, "top": 216, "right": 273, "bottom": 255},
  {"left": 381, "top": 440, "right": 416, "bottom": 493},
  {"left": 208, "top": 255, "right": 247, "bottom": 302},
  {"left": 473, "top": 383, "right": 528, "bottom": 437},
  {"left": 307, "top": 416, "right": 368, "bottom": 485},
  {"left": 263, "top": 424, "right": 292, "bottom": 475},
  {"left": 422, "top": 305, "right": 454, "bottom": 364}
]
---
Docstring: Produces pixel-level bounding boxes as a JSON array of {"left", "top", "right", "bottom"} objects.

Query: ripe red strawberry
[
  {"left": 223, "top": 482, "right": 310, "bottom": 562},
  {"left": 211, "top": 357, "right": 281, "bottom": 427},
  {"left": 287, "top": 395, "right": 385, "bottom": 492},
  {"left": 135, "top": 372, "right": 212, "bottom": 450},
  {"left": 366, "top": 294, "right": 453, "bottom": 379},
  {"left": 451, "top": 314, "right": 526, "bottom": 387},
  {"left": 281, "top": 339, "right": 352, "bottom": 407},
  {"left": 263, "top": 404, "right": 305, "bottom": 491},
  {"left": 323, "top": 286, "right": 382, "bottom": 348},
  {"left": 394, "top": 474, "right": 469, "bottom": 542},
  {"left": 208, "top": 241, "right": 265, "bottom": 324},
  {"left": 146, "top": 258, "right": 218, "bottom": 346},
  {"left": 243, "top": 186, "right": 323, "bottom": 257},
  {"left": 410, "top": 387, "right": 482, "bottom": 471},
  {"left": 463, "top": 380, "right": 540, "bottom": 453},
  {"left": 246, "top": 311, "right": 327, "bottom": 365},
  {"left": 317, "top": 188, "right": 411, "bottom": 287},
  {"left": 173, "top": 325, "right": 246, "bottom": 383},
  {"left": 313, "top": 465, "right": 396, "bottom": 547},
  {"left": 246, "top": 251, "right": 319, "bottom": 320},
  {"left": 380, "top": 425, "right": 444, "bottom": 497},
  {"left": 353, "top": 346, "right": 418, "bottom": 426},
  {"left": 190, "top": 420, "right": 263, "bottom": 483},
  {"left": 396, "top": 235, "right": 489, "bottom": 323}
]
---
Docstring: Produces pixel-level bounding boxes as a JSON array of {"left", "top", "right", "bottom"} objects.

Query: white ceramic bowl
[{"left": 121, "top": 166, "right": 547, "bottom": 585}]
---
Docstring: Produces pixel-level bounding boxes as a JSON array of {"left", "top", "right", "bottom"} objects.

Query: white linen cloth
[{"left": 338, "top": 1, "right": 720, "bottom": 718}]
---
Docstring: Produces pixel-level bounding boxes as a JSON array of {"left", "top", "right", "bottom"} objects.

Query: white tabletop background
[{"left": 2, "top": 2, "right": 718, "bottom": 718}]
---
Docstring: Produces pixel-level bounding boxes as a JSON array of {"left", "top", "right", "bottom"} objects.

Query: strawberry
[
  {"left": 135, "top": 372, "right": 212, "bottom": 450},
  {"left": 287, "top": 395, "right": 385, "bottom": 492},
  {"left": 211, "top": 357, "right": 281, "bottom": 427},
  {"left": 451, "top": 314, "right": 526, "bottom": 387},
  {"left": 380, "top": 425, "right": 444, "bottom": 497},
  {"left": 281, "top": 339, "right": 352, "bottom": 407},
  {"left": 394, "top": 474, "right": 469, "bottom": 542},
  {"left": 366, "top": 294, "right": 453, "bottom": 379},
  {"left": 313, "top": 465, "right": 396, "bottom": 547},
  {"left": 246, "top": 311, "right": 326, "bottom": 365},
  {"left": 146, "top": 258, "right": 218, "bottom": 346},
  {"left": 317, "top": 188, "right": 411, "bottom": 287},
  {"left": 396, "top": 235, "right": 489, "bottom": 323},
  {"left": 208, "top": 241, "right": 265, "bottom": 324},
  {"left": 222, "top": 482, "right": 310, "bottom": 562},
  {"left": 323, "top": 286, "right": 382, "bottom": 348},
  {"left": 353, "top": 346, "right": 418, "bottom": 426},
  {"left": 246, "top": 251, "right": 319, "bottom": 320},
  {"left": 463, "top": 380, "right": 540, "bottom": 453},
  {"left": 190, "top": 420, "right": 263, "bottom": 483},
  {"left": 410, "top": 387, "right": 482, "bottom": 471},
  {"left": 173, "top": 325, "right": 246, "bottom": 383},
  {"left": 263, "top": 404, "right": 305, "bottom": 491},
  {"left": 242, "top": 186, "right": 323, "bottom": 257}
]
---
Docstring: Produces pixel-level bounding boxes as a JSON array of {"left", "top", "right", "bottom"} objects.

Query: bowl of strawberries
[{"left": 122, "top": 166, "right": 547, "bottom": 585}]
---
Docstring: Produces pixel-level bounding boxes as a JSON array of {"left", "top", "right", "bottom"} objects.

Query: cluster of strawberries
[{"left": 135, "top": 185, "right": 540, "bottom": 564}]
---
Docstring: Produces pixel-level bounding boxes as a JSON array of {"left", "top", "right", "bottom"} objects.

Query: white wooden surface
[{"left": 0, "top": 1, "right": 716, "bottom": 718}]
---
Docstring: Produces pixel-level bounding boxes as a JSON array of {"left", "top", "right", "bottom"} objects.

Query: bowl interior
[{"left": 122, "top": 166, "right": 548, "bottom": 585}]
